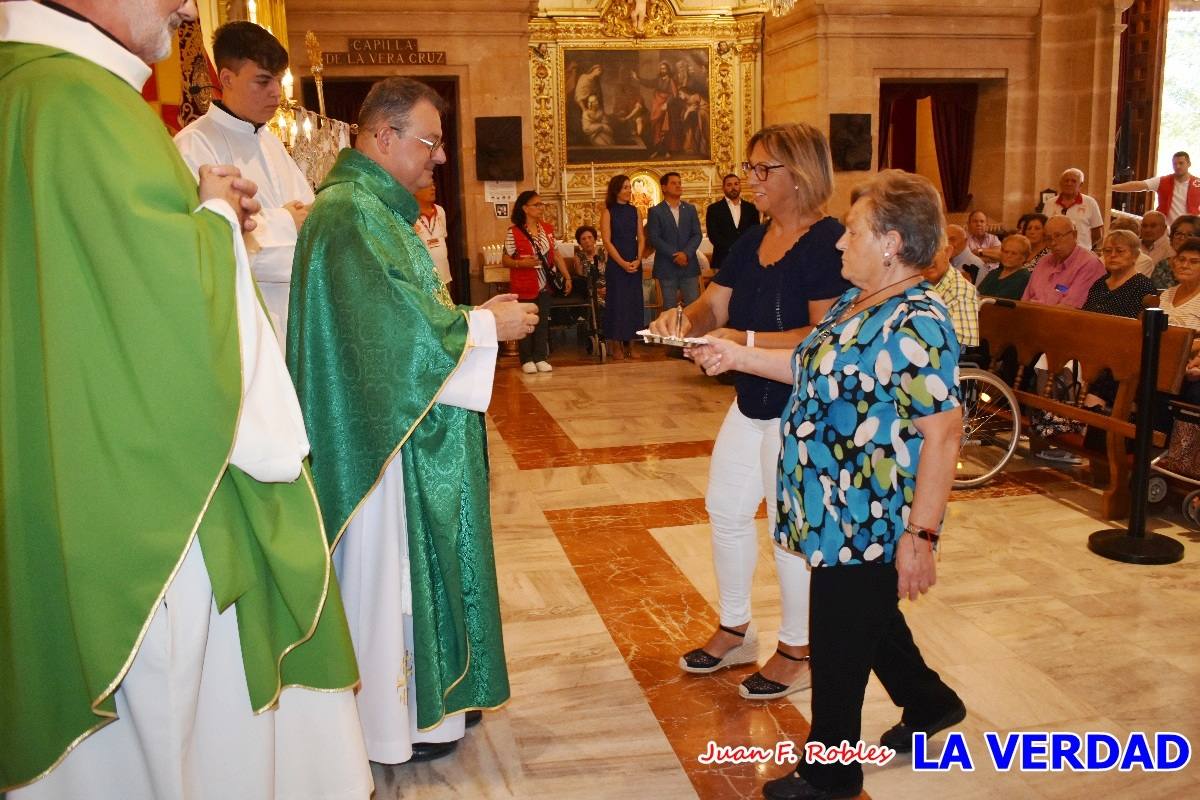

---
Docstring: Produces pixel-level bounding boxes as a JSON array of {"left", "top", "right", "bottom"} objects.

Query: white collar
[
  {"left": 205, "top": 102, "right": 261, "bottom": 136},
  {"left": 726, "top": 196, "right": 741, "bottom": 206},
  {"left": 0, "top": 1, "right": 150, "bottom": 91}
]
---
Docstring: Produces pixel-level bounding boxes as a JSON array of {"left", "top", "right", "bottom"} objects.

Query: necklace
[{"left": 838, "top": 273, "right": 923, "bottom": 323}]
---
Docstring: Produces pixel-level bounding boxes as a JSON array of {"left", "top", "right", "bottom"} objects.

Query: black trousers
[
  {"left": 798, "top": 562, "right": 961, "bottom": 792},
  {"left": 518, "top": 289, "right": 552, "bottom": 364}
]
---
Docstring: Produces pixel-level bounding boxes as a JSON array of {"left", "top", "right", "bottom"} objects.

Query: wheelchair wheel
[
  {"left": 954, "top": 368, "right": 1021, "bottom": 489},
  {"left": 1183, "top": 490, "right": 1200, "bottom": 529},
  {"left": 1146, "top": 475, "right": 1168, "bottom": 505}
]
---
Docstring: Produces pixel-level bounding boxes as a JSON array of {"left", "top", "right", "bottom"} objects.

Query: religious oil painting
[{"left": 564, "top": 47, "right": 711, "bottom": 166}]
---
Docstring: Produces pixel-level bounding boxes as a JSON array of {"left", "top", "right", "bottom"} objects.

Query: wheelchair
[{"left": 953, "top": 319, "right": 1021, "bottom": 489}]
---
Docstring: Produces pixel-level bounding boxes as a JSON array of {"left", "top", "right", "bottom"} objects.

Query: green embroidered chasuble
[
  {"left": 0, "top": 43, "right": 358, "bottom": 791},
  {"left": 289, "top": 149, "right": 510, "bottom": 729}
]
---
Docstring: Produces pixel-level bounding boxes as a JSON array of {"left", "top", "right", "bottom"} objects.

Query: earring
[{"left": 883, "top": 251, "right": 892, "bottom": 268}]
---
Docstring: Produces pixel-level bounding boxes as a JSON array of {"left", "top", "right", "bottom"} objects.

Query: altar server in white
[{"left": 176, "top": 20, "right": 312, "bottom": 343}]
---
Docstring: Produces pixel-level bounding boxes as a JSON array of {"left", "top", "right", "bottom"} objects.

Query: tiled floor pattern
[{"left": 377, "top": 355, "right": 1200, "bottom": 799}]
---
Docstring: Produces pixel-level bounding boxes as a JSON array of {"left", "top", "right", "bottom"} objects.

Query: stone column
[{"left": 1033, "top": 0, "right": 1135, "bottom": 220}]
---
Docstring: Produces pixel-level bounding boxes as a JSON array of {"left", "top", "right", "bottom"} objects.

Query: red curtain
[{"left": 877, "top": 83, "right": 978, "bottom": 212}]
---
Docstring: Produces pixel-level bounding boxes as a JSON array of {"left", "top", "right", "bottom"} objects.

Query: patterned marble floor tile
[{"left": 386, "top": 356, "right": 1199, "bottom": 800}]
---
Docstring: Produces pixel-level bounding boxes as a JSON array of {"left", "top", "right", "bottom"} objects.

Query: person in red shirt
[{"left": 1113, "top": 151, "right": 1200, "bottom": 225}]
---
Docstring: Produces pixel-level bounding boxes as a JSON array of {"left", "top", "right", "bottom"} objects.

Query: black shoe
[
  {"left": 678, "top": 623, "right": 758, "bottom": 674},
  {"left": 762, "top": 770, "right": 861, "bottom": 800},
  {"left": 409, "top": 740, "right": 458, "bottom": 762},
  {"left": 880, "top": 699, "right": 967, "bottom": 753},
  {"left": 465, "top": 710, "right": 483, "bottom": 728}
]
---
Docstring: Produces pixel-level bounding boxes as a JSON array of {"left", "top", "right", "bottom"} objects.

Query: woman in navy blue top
[
  {"left": 649, "top": 123, "right": 849, "bottom": 701},
  {"left": 600, "top": 174, "right": 646, "bottom": 358}
]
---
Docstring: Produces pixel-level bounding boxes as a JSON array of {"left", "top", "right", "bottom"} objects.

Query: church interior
[{"left": 8, "top": 0, "right": 1200, "bottom": 798}]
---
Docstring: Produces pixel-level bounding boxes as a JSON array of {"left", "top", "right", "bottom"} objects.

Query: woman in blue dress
[
  {"left": 691, "top": 170, "right": 965, "bottom": 800},
  {"left": 600, "top": 174, "right": 645, "bottom": 359}
]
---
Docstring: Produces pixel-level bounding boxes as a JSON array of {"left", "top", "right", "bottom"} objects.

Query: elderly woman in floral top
[{"left": 690, "top": 170, "right": 965, "bottom": 800}]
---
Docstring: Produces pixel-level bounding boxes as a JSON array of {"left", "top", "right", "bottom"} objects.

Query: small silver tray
[{"left": 637, "top": 329, "right": 709, "bottom": 348}]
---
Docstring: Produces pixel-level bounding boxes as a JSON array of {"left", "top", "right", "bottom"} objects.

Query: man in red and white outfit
[
  {"left": 1046, "top": 167, "right": 1104, "bottom": 251},
  {"left": 1113, "top": 151, "right": 1200, "bottom": 225}
]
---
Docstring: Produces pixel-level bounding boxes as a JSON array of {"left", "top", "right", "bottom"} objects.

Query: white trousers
[
  {"left": 12, "top": 538, "right": 372, "bottom": 800},
  {"left": 335, "top": 453, "right": 465, "bottom": 766},
  {"left": 705, "top": 401, "right": 810, "bottom": 646}
]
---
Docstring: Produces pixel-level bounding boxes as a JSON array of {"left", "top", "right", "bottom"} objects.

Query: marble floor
[{"left": 377, "top": 345, "right": 1200, "bottom": 800}]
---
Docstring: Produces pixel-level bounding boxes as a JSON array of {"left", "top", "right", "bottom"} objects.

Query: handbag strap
[{"left": 513, "top": 224, "right": 551, "bottom": 272}]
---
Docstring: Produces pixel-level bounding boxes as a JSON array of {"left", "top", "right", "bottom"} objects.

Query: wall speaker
[{"left": 475, "top": 116, "right": 524, "bottom": 181}]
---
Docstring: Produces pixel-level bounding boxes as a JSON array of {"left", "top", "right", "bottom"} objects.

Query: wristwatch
[{"left": 903, "top": 522, "right": 940, "bottom": 551}]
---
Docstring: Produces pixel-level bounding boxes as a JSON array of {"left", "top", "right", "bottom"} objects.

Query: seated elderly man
[
  {"left": 925, "top": 242, "right": 981, "bottom": 349},
  {"left": 1021, "top": 216, "right": 1106, "bottom": 307},
  {"left": 967, "top": 210, "right": 1001, "bottom": 266},
  {"left": 1140, "top": 210, "right": 1173, "bottom": 271},
  {"left": 947, "top": 223, "right": 986, "bottom": 284}
]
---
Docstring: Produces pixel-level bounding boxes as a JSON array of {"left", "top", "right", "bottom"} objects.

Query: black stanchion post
[{"left": 1088, "top": 307, "right": 1185, "bottom": 564}]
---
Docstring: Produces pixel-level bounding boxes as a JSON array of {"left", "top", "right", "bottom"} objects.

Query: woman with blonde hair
[{"left": 649, "top": 123, "right": 849, "bottom": 700}]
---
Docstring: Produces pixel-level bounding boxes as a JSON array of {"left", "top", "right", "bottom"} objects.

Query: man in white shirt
[
  {"left": 413, "top": 183, "right": 452, "bottom": 287},
  {"left": 705, "top": 173, "right": 760, "bottom": 271},
  {"left": 947, "top": 224, "right": 985, "bottom": 284},
  {"left": 1113, "top": 151, "right": 1200, "bottom": 224},
  {"left": 176, "top": 21, "right": 312, "bottom": 344},
  {"left": 1138, "top": 210, "right": 1173, "bottom": 273},
  {"left": 1046, "top": 167, "right": 1104, "bottom": 250},
  {"left": 966, "top": 210, "right": 1000, "bottom": 270}
]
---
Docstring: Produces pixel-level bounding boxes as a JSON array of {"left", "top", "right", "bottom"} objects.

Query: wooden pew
[{"left": 978, "top": 300, "right": 1194, "bottom": 519}]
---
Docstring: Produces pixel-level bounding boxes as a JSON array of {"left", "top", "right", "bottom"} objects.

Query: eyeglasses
[
  {"left": 1175, "top": 257, "right": 1200, "bottom": 267},
  {"left": 1171, "top": 230, "right": 1196, "bottom": 240},
  {"left": 740, "top": 161, "right": 787, "bottom": 181},
  {"left": 1100, "top": 247, "right": 1132, "bottom": 256},
  {"left": 379, "top": 126, "right": 444, "bottom": 158},
  {"left": 1046, "top": 231, "right": 1075, "bottom": 241},
  {"left": 526, "top": 202, "right": 545, "bottom": 207}
]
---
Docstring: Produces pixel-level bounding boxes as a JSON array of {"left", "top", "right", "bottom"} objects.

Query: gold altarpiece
[{"left": 530, "top": 2, "right": 763, "bottom": 235}]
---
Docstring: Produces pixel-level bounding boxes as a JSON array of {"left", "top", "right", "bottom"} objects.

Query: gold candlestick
[{"left": 305, "top": 31, "right": 326, "bottom": 118}]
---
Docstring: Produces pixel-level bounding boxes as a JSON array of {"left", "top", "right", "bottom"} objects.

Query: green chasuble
[
  {"left": 289, "top": 148, "right": 510, "bottom": 729},
  {"left": 0, "top": 43, "right": 358, "bottom": 791}
]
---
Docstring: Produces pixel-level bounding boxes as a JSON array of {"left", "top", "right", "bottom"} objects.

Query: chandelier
[{"left": 768, "top": 0, "right": 797, "bottom": 15}]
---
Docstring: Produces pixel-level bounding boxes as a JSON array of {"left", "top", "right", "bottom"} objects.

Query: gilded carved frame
[{"left": 528, "top": 7, "right": 761, "bottom": 234}]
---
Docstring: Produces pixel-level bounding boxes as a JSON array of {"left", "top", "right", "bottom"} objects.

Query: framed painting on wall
[{"left": 563, "top": 47, "right": 711, "bottom": 166}]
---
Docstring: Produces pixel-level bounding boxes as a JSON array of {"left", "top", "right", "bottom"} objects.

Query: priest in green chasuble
[
  {"left": 1, "top": 1, "right": 370, "bottom": 797},
  {"left": 288, "top": 77, "right": 538, "bottom": 763}
]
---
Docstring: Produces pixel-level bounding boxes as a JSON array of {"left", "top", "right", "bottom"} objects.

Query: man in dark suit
[
  {"left": 647, "top": 171, "right": 703, "bottom": 307},
  {"left": 705, "top": 173, "right": 760, "bottom": 271}
]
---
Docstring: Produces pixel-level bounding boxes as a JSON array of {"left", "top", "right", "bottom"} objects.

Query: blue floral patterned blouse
[{"left": 774, "top": 283, "right": 961, "bottom": 568}]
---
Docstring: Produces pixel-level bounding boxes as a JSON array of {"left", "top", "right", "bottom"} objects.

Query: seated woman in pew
[
  {"left": 1151, "top": 215, "right": 1200, "bottom": 290},
  {"left": 1083, "top": 229, "right": 1155, "bottom": 317},
  {"left": 1018, "top": 212, "right": 1051, "bottom": 269},
  {"left": 978, "top": 234, "right": 1033, "bottom": 300},
  {"left": 1160, "top": 237, "right": 1200, "bottom": 404}
]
